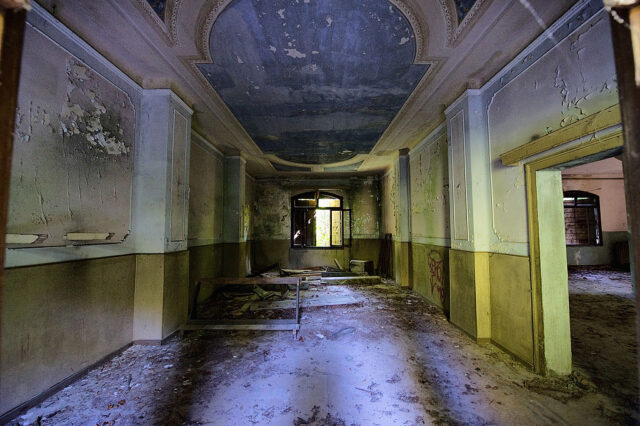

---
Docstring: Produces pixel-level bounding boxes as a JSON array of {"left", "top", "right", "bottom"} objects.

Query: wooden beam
[
  {"left": 500, "top": 105, "right": 621, "bottom": 166},
  {"left": 0, "top": 5, "right": 26, "bottom": 386},
  {"left": 609, "top": 6, "right": 640, "bottom": 401}
]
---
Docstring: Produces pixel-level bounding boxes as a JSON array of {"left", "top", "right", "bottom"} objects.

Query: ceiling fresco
[
  {"left": 145, "top": 0, "right": 166, "bottom": 20},
  {"left": 454, "top": 0, "right": 477, "bottom": 23},
  {"left": 198, "top": 0, "right": 429, "bottom": 165}
]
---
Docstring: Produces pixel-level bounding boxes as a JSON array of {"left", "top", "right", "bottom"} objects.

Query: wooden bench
[{"left": 182, "top": 277, "right": 301, "bottom": 337}]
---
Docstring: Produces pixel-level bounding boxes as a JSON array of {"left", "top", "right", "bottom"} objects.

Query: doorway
[{"left": 561, "top": 157, "right": 636, "bottom": 408}]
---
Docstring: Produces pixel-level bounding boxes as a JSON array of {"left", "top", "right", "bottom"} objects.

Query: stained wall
[
  {"left": 408, "top": 125, "right": 451, "bottom": 312},
  {"left": 2, "top": 8, "right": 194, "bottom": 418},
  {"left": 251, "top": 177, "right": 380, "bottom": 270}
]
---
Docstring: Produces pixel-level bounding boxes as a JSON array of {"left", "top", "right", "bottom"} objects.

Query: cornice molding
[
  {"left": 132, "top": 0, "right": 181, "bottom": 46},
  {"left": 440, "top": 0, "right": 491, "bottom": 46}
]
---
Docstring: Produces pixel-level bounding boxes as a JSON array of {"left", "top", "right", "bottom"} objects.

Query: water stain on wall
[{"left": 9, "top": 26, "right": 135, "bottom": 246}]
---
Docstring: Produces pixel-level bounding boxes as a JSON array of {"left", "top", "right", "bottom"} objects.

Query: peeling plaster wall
[
  {"left": 250, "top": 177, "right": 381, "bottom": 270},
  {"left": 409, "top": 125, "right": 450, "bottom": 245},
  {"left": 8, "top": 23, "right": 135, "bottom": 248},
  {"left": 2, "top": 8, "right": 195, "bottom": 417},
  {"left": 487, "top": 9, "right": 618, "bottom": 251},
  {"left": 439, "top": 1, "right": 613, "bottom": 367}
]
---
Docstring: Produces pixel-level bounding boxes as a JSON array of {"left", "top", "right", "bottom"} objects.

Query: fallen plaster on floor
[{"left": 10, "top": 280, "right": 638, "bottom": 425}]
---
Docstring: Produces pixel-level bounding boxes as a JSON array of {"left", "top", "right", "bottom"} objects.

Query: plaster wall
[
  {"left": 449, "top": 249, "right": 477, "bottom": 338},
  {"left": 162, "top": 251, "right": 190, "bottom": 337},
  {"left": 250, "top": 177, "right": 381, "bottom": 270},
  {"left": 563, "top": 175, "right": 628, "bottom": 265},
  {"left": 486, "top": 8, "right": 618, "bottom": 254},
  {"left": 187, "top": 134, "right": 225, "bottom": 304},
  {"left": 488, "top": 253, "right": 533, "bottom": 365},
  {"left": 411, "top": 243, "right": 449, "bottom": 314},
  {"left": 381, "top": 167, "right": 397, "bottom": 238},
  {"left": 2, "top": 7, "right": 194, "bottom": 416},
  {"left": 1, "top": 256, "right": 136, "bottom": 415},
  {"left": 409, "top": 125, "right": 450, "bottom": 246},
  {"left": 7, "top": 23, "right": 135, "bottom": 249},
  {"left": 188, "top": 133, "right": 224, "bottom": 247}
]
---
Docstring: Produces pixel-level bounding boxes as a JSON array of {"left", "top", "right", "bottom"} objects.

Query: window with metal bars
[
  {"left": 563, "top": 191, "right": 602, "bottom": 246},
  {"left": 291, "top": 191, "right": 351, "bottom": 249}
]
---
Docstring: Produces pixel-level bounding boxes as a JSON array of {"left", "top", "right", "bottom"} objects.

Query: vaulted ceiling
[{"left": 34, "top": 0, "right": 576, "bottom": 175}]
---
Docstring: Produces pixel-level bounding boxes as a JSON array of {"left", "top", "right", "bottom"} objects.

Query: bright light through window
[{"left": 315, "top": 210, "right": 331, "bottom": 247}]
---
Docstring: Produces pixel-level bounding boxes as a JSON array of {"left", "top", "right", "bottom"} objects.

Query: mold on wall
[
  {"left": 487, "top": 10, "right": 618, "bottom": 247},
  {"left": 252, "top": 182, "right": 290, "bottom": 241},
  {"left": 250, "top": 177, "right": 381, "bottom": 269},
  {"left": 8, "top": 25, "right": 135, "bottom": 247}
]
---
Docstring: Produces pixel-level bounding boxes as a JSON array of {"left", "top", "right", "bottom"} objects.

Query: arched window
[
  {"left": 291, "top": 191, "right": 350, "bottom": 248},
  {"left": 563, "top": 191, "right": 602, "bottom": 246}
]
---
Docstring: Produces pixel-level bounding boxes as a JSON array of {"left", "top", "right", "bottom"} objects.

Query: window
[
  {"left": 291, "top": 191, "right": 351, "bottom": 248},
  {"left": 563, "top": 191, "right": 602, "bottom": 246}
]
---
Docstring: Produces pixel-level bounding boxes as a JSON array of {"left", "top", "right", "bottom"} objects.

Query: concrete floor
[
  {"left": 11, "top": 280, "right": 638, "bottom": 425},
  {"left": 568, "top": 266, "right": 638, "bottom": 412}
]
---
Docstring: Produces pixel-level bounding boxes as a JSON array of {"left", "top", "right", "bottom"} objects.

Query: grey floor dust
[{"left": 11, "top": 277, "right": 639, "bottom": 425}]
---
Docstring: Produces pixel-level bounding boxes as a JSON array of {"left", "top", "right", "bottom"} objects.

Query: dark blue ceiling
[
  {"left": 146, "top": 0, "right": 166, "bottom": 20},
  {"left": 455, "top": 0, "right": 477, "bottom": 22},
  {"left": 198, "top": 0, "right": 429, "bottom": 165}
]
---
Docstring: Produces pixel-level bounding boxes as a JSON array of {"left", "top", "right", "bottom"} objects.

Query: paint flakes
[
  {"left": 399, "top": 37, "right": 409, "bottom": 45},
  {"left": 326, "top": 16, "right": 333, "bottom": 27},
  {"left": 285, "top": 48, "right": 306, "bottom": 59},
  {"left": 277, "top": 8, "right": 285, "bottom": 19}
]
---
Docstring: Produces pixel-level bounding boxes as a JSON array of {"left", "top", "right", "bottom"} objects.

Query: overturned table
[{"left": 182, "top": 277, "right": 301, "bottom": 337}]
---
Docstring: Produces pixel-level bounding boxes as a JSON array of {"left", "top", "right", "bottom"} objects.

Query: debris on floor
[{"left": 9, "top": 278, "right": 638, "bottom": 425}]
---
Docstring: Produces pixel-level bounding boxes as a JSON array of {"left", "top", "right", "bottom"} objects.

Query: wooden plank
[
  {"left": 321, "top": 276, "right": 382, "bottom": 285},
  {"left": 182, "top": 324, "right": 300, "bottom": 331},
  {"left": 198, "top": 277, "right": 300, "bottom": 286},
  {"left": 183, "top": 318, "right": 300, "bottom": 331},
  {"left": 250, "top": 294, "right": 361, "bottom": 311},
  {"left": 500, "top": 105, "right": 621, "bottom": 166}
]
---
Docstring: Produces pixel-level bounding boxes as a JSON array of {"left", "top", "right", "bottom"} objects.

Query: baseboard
[
  {"left": 0, "top": 342, "right": 133, "bottom": 425},
  {"left": 132, "top": 329, "right": 180, "bottom": 346}
]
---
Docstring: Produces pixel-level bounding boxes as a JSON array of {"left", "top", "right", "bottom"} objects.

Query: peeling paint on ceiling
[{"left": 198, "top": 0, "right": 429, "bottom": 165}]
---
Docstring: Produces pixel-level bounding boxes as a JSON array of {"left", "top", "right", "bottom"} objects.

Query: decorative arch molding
[
  {"left": 133, "top": 0, "right": 182, "bottom": 46},
  {"left": 439, "top": 0, "right": 490, "bottom": 46},
  {"left": 191, "top": 0, "right": 430, "bottom": 65}
]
